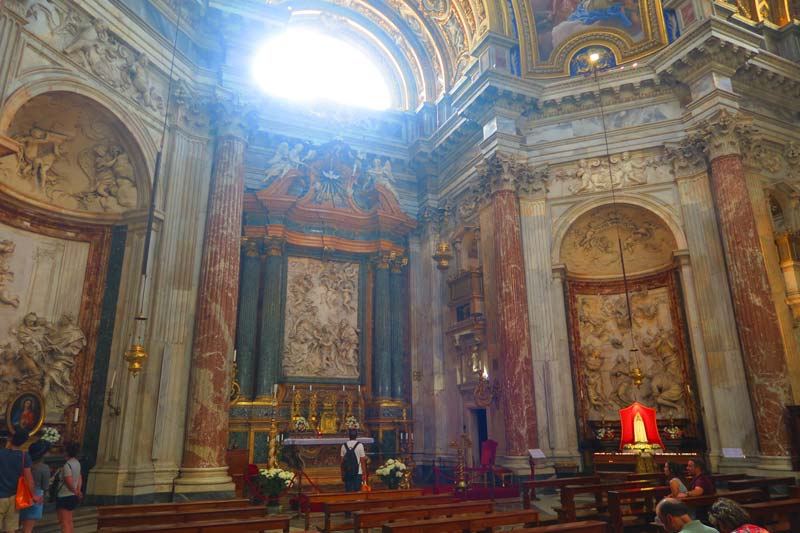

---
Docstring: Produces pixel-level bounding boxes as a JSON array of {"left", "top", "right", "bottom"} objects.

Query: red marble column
[
  {"left": 176, "top": 120, "right": 246, "bottom": 493},
  {"left": 485, "top": 168, "right": 538, "bottom": 455},
  {"left": 702, "top": 112, "right": 793, "bottom": 456}
]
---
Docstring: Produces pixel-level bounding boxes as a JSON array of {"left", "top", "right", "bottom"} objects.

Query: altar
[{"left": 283, "top": 436, "right": 375, "bottom": 489}]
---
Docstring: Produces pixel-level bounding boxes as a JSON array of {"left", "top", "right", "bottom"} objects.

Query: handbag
[{"left": 15, "top": 452, "right": 34, "bottom": 510}]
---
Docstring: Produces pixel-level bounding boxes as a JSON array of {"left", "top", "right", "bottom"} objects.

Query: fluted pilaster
[
  {"left": 256, "top": 239, "right": 283, "bottom": 398},
  {"left": 373, "top": 254, "right": 392, "bottom": 398},
  {"left": 235, "top": 238, "right": 261, "bottom": 399}
]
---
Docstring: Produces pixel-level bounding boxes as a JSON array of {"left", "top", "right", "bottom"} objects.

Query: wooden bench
[
  {"left": 381, "top": 509, "right": 539, "bottom": 533},
  {"left": 728, "top": 476, "right": 797, "bottom": 499},
  {"left": 99, "top": 506, "right": 265, "bottom": 529},
  {"left": 558, "top": 480, "right": 652, "bottom": 522},
  {"left": 354, "top": 500, "right": 494, "bottom": 532},
  {"left": 607, "top": 485, "right": 670, "bottom": 533},
  {"left": 521, "top": 475, "right": 600, "bottom": 509},
  {"left": 97, "top": 498, "right": 251, "bottom": 518},
  {"left": 681, "top": 489, "right": 765, "bottom": 522},
  {"left": 743, "top": 498, "right": 800, "bottom": 532},
  {"left": 504, "top": 521, "right": 608, "bottom": 533},
  {"left": 321, "top": 493, "right": 457, "bottom": 532},
  {"left": 625, "top": 473, "right": 665, "bottom": 482},
  {"left": 97, "top": 515, "right": 291, "bottom": 533},
  {"left": 302, "top": 488, "right": 424, "bottom": 529}
]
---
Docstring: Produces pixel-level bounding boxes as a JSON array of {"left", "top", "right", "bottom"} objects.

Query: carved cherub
[
  {"left": 129, "top": 54, "right": 161, "bottom": 110},
  {"left": 16, "top": 126, "right": 70, "bottom": 191}
]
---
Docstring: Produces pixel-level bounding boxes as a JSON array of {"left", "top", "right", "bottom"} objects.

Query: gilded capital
[
  {"left": 690, "top": 109, "right": 756, "bottom": 161},
  {"left": 372, "top": 252, "right": 393, "bottom": 270},
  {"left": 264, "top": 238, "right": 284, "bottom": 257},
  {"left": 664, "top": 140, "right": 707, "bottom": 179},
  {"left": 241, "top": 237, "right": 261, "bottom": 257}
]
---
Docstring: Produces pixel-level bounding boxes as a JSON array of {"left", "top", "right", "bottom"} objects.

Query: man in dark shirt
[
  {"left": 0, "top": 429, "right": 35, "bottom": 532},
  {"left": 679, "top": 458, "right": 715, "bottom": 498}
]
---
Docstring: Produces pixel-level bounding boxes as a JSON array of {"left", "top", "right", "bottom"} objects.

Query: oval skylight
[{"left": 252, "top": 29, "right": 392, "bottom": 110}]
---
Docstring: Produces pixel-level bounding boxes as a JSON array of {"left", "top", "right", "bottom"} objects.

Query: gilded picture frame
[{"left": 6, "top": 390, "right": 45, "bottom": 436}]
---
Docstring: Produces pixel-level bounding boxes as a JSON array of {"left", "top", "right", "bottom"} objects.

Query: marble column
[
  {"left": 256, "top": 240, "right": 283, "bottom": 398},
  {"left": 373, "top": 254, "right": 392, "bottom": 398},
  {"left": 235, "top": 239, "right": 261, "bottom": 399},
  {"left": 390, "top": 259, "right": 407, "bottom": 399},
  {"left": 668, "top": 140, "right": 759, "bottom": 466},
  {"left": 519, "top": 195, "right": 579, "bottom": 463},
  {"left": 697, "top": 110, "right": 794, "bottom": 457},
  {"left": 175, "top": 113, "right": 247, "bottom": 496},
  {"left": 478, "top": 153, "right": 538, "bottom": 456}
]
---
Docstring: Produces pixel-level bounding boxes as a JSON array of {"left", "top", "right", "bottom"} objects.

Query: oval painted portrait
[{"left": 6, "top": 391, "right": 45, "bottom": 436}]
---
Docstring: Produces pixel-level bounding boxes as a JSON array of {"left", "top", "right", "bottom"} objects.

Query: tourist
[
  {"left": 56, "top": 442, "right": 82, "bottom": 533},
  {"left": 0, "top": 429, "right": 36, "bottom": 533},
  {"left": 664, "top": 461, "right": 688, "bottom": 498},
  {"left": 20, "top": 439, "right": 50, "bottom": 533},
  {"left": 656, "top": 498, "right": 719, "bottom": 532},
  {"left": 680, "top": 458, "right": 715, "bottom": 498},
  {"left": 340, "top": 428, "right": 366, "bottom": 493},
  {"left": 708, "top": 498, "right": 771, "bottom": 533}
]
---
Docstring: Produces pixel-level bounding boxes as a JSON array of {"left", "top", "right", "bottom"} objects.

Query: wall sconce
[
  {"left": 474, "top": 368, "right": 501, "bottom": 408},
  {"left": 123, "top": 314, "right": 149, "bottom": 376},
  {"left": 432, "top": 241, "right": 453, "bottom": 270}
]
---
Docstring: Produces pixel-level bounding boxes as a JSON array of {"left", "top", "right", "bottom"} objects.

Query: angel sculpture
[
  {"left": 366, "top": 158, "right": 399, "bottom": 199},
  {"left": 76, "top": 143, "right": 137, "bottom": 210},
  {"left": 16, "top": 126, "right": 70, "bottom": 191},
  {"left": 263, "top": 142, "right": 312, "bottom": 183}
]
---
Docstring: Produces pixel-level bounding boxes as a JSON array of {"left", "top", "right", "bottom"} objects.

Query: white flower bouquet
[
  {"left": 259, "top": 467, "right": 295, "bottom": 497},
  {"left": 294, "top": 416, "right": 309, "bottom": 432},
  {"left": 345, "top": 415, "right": 360, "bottom": 430},
  {"left": 39, "top": 427, "right": 61, "bottom": 444},
  {"left": 375, "top": 458, "right": 406, "bottom": 489}
]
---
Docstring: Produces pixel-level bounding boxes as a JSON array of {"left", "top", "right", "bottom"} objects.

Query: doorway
[{"left": 472, "top": 408, "right": 488, "bottom": 466}]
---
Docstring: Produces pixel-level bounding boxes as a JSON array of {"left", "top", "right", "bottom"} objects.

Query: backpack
[
  {"left": 48, "top": 469, "right": 62, "bottom": 503},
  {"left": 341, "top": 442, "right": 361, "bottom": 478}
]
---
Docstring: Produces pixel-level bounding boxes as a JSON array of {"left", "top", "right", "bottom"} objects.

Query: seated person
[
  {"left": 708, "top": 498, "right": 770, "bottom": 533},
  {"left": 679, "top": 458, "right": 715, "bottom": 498},
  {"left": 664, "top": 461, "right": 688, "bottom": 498},
  {"left": 656, "top": 498, "right": 719, "bottom": 533}
]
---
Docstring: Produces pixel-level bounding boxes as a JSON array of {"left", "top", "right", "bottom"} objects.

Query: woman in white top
[
  {"left": 664, "top": 461, "right": 688, "bottom": 498},
  {"left": 56, "top": 442, "right": 82, "bottom": 533}
]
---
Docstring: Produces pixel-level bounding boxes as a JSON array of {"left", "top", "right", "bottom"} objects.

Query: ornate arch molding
[
  {"left": 551, "top": 194, "right": 688, "bottom": 267},
  {"left": 513, "top": 0, "right": 668, "bottom": 78},
  {"left": 0, "top": 83, "right": 154, "bottom": 225}
]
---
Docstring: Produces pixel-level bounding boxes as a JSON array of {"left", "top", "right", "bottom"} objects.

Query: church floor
[{"left": 30, "top": 494, "right": 566, "bottom": 531}]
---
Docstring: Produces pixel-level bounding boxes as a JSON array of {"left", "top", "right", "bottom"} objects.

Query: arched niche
[
  {"left": 0, "top": 91, "right": 149, "bottom": 221},
  {"left": 559, "top": 203, "right": 678, "bottom": 280}
]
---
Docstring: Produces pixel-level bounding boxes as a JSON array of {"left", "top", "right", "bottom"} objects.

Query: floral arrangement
[
  {"left": 663, "top": 424, "right": 683, "bottom": 440},
  {"left": 39, "top": 427, "right": 61, "bottom": 444},
  {"left": 345, "top": 415, "right": 360, "bottom": 430},
  {"left": 594, "top": 426, "right": 616, "bottom": 441},
  {"left": 294, "top": 416, "right": 309, "bottom": 432},
  {"left": 259, "top": 467, "right": 295, "bottom": 498},
  {"left": 375, "top": 458, "right": 406, "bottom": 489}
]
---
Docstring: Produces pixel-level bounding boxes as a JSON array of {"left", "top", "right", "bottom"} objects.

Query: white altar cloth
[{"left": 283, "top": 437, "right": 374, "bottom": 445}]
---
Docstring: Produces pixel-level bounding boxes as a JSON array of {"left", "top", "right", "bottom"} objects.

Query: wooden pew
[
  {"left": 728, "top": 476, "right": 797, "bottom": 499},
  {"left": 353, "top": 500, "right": 494, "bottom": 532},
  {"left": 302, "top": 488, "right": 424, "bottom": 529},
  {"left": 381, "top": 509, "right": 539, "bottom": 533},
  {"left": 504, "top": 521, "right": 608, "bottom": 533},
  {"left": 743, "top": 498, "right": 800, "bottom": 533},
  {"left": 98, "top": 515, "right": 291, "bottom": 533},
  {"left": 521, "top": 475, "right": 600, "bottom": 509},
  {"left": 558, "top": 480, "right": 652, "bottom": 522},
  {"left": 99, "top": 506, "right": 265, "bottom": 529},
  {"left": 681, "top": 489, "right": 765, "bottom": 522},
  {"left": 625, "top": 473, "right": 664, "bottom": 482},
  {"left": 607, "top": 485, "right": 670, "bottom": 533},
  {"left": 321, "top": 493, "right": 457, "bottom": 532},
  {"left": 96, "top": 498, "right": 251, "bottom": 518}
]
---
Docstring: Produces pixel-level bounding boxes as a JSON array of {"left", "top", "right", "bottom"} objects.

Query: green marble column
[
  {"left": 390, "top": 261, "right": 406, "bottom": 399},
  {"left": 235, "top": 238, "right": 261, "bottom": 399},
  {"left": 257, "top": 240, "right": 284, "bottom": 399},
  {"left": 373, "top": 255, "right": 392, "bottom": 398}
]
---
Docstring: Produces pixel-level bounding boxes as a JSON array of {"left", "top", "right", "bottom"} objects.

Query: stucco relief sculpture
[
  {"left": 0, "top": 312, "right": 86, "bottom": 418},
  {"left": 263, "top": 142, "right": 314, "bottom": 184},
  {"left": 575, "top": 287, "right": 688, "bottom": 420},
  {"left": 2, "top": 93, "right": 141, "bottom": 214},
  {"left": 282, "top": 257, "right": 360, "bottom": 379},
  {"left": 555, "top": 151, "right": 669, "bottom": 194},
  {"left": 0, "top": 241, "right": 20, "bottom": 308}
]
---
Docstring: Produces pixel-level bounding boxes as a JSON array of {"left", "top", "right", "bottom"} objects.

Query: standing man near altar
[{"left": 340, "top": 428, "right": 367, "bottom": 492}]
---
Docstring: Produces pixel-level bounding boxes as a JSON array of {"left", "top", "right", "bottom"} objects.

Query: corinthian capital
[
  {"left": 690, "top": 109, "right": 756, "bottom": 160},
  {"left": 476, "top": 152, "right": 547, "bottom": 198},
  {"left": 664, "top": 140, "right": 707, "bottom": 179},
  {"left": 212, "top": 97, "right": 256, "bottom": 142}
]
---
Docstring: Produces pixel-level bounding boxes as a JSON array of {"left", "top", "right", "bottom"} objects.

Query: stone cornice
[
  {"left": 650, "top": 17, "right": 763, "bottom": 85},
  {"left": 735, "top": 63, "right": 800, "bottom": 108}
]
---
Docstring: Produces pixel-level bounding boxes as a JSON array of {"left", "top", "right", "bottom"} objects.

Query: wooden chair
[{"left": 243, "top": 464, "right": 268, "bottom": 503}]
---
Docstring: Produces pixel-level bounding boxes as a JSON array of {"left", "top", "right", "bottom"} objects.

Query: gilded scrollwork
[{"left": 282, "top": 257, "right": 360, "bottom": 379}]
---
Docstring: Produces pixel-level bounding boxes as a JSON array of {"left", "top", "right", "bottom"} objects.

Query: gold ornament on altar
[
  {"left": 474, "top": 367, "right": 501, "bottom": 408},
  {"left": 449, "top": 431, "right": 472, "bottom": 492},
  {"left": 432, "top": 241, "right": 453, "bottom": 270}
]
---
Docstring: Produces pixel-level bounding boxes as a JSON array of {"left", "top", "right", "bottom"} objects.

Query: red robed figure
[{"left": 618, "top": 402, "right": 664, "bottom": 450}]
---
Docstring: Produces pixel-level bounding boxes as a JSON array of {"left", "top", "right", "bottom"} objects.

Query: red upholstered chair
[
  {"left": 244, "top": 464, "right": 267, "bottom": 503},
  {"left": 466, "top": 439, "right": 513, "bottom": 487}
]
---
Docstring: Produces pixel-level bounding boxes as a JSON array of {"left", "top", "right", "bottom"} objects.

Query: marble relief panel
[
  {"left": 0, "top": 92, "right": 143, "bottom": 215},
  {"left": 0, "top": 221, "right": 88, "bottom": 421},
  {"left": 282, "top": 257, "right": 360, "bottom": 379},
  {"left": 568, "top": 273, "right": 694, "bottom": 422}
]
